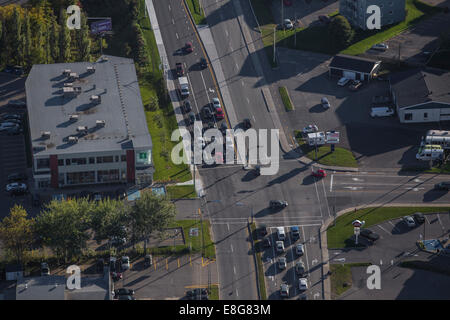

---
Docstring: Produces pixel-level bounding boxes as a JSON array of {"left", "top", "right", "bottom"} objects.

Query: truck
[
  {"left": 306, "top": 132, "right": 326, "bottom": 146},
  {"left": 421, "top": 130, "right": 450, "bottom": 149},
  {"left": 178, "top": 76, "right": 190, "bottom": 98},
  {"left": 416, "top": 145, "right": 444, "bottom": 161}
]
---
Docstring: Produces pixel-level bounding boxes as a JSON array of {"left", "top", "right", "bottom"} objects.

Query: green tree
[
  {"left": 23, "top": 13, "right": 32, "bottom": 68},
  {"left": 8, "top": 7, "right": 24, "bottom": 65},
  {"left": 329, "top": 15, "right": 354, "bottom": 50},
  {"left": 35, "top": 199, "right": 93, "bottom": 262},
  {"left": 129, "top": 192, "right": 176, "bottom": 251},
  {"left": 49, "top": 21, "right": 59, "bottom": 62},
  {"left": 0, "top": 205, "right": 35, "bottom": 264},
  {"left": 90, "top": 199, "right": 129, "bottom": 243},
  {"left": 74, "top": 13, "right": 91, "bottom": 61},
  {"left": 58, "top": 9, "right": 71, "bottom": 62}
]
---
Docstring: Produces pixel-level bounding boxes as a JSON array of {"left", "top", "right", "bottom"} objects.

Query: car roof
[{"left": 291, "top": 226, "right": 299, "bottom": 230}]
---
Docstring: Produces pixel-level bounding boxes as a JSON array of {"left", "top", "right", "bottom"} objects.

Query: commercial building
[
  {"left": 329, "top": 54, "right": 381, "bottom": 81},
  {"left": 25, "top": 55, "right": 153, "bottom": 189},
  {"left": 339, "top": 0, "right": 406, "bottom": 30},
  {"left": 390, "top": 68, "right": 450, "bottom": 123}
]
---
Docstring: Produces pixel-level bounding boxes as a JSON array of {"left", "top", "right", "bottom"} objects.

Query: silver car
[{"left": 321, "top": 97, "right": 330, "bottom": 109}]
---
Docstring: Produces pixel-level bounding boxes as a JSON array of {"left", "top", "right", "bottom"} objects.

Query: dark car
[
  {"left": 202, "top": 106, "right": 213, "bottom": 120},
  {"left": 184, "top": 42, "right": 193, "bottom": 53},
  {"left": 7, "top": 172, "right": 27, "bottom": 183},
  {"left": 111, "top": 272, "right": 122, "bottom": 281},
  {"left": 359, "top": 229, "right": 380, "bottom": 242},
  {"left": 188, "top": 112, "right": 196, "bottom": 125},
  {"left": 115, "top": 288, "right": 135, "bottom": 296},
  {"left": 269, "top": 200, "right": 288, "bottom": 209},
  {"left": 182, "top": 100, "right": 192, "bottom": 113},
  {"left": 263, "top": 237, "right": 272, "bottom": 248},
  {"left": 243, "top": 118, "right": 251, "bottom": 130},
  {"left": 2, "top": 65, "right": 14, "bottom": 73},
  {"left": 434, "top": 181, "right": 450, "bottom": 190},
  {"left": 187, "top": 288, "right": 208, "bottom": 300},
  {"left": 13, "top": 66, "right": 24, "bottom": 76},
  {"left": 144, "top": 254, "right": 153, "bottom": 268},
  {"left": 1, "top": 114, "right": 22, "bottom": 121},
  {"left": 32, "top": 193, "right": 41, "bottom": 207},
  {"left": 199, "top": 57, "right": 207, "bottom": 69},
  {"left": 259, "top": 225, "right": 268, "bottom": 237},
  {"left": 220, "top": 122, "right": 228, "bottom": 134},
  {"left": 6, "top": 126, "right": 23, "bottom": 135},
  {"left": 175, "top": 62, "right": 184, "bottom": 77},
  {"left": 318, "top": 15, "right": 331, "bottom": 24},
  {"left": 413, "top": 212, "right": 425, "bottom": 224},
  {"left": 349, "top": 80, "right": 363, "bottom": 91},
  {"left": 254, "top": 165, "right": 261, "bottom": 176},
  {"left": 96, "top": 258, "right": 105, "bottom": 273},
  {"left": 118, "top": 295, "right": 136, "bottom": 300}
]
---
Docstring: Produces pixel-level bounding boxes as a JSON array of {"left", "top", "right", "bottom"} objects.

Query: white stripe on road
[
  {"left": 313, "top": 178, "right": 324, "bottom": 218},
  {"left": 321, "top": 178, "right": 332, "bottom": 219},
  {"left": 230, "top": 244, "right": 233, "bottom": 252},
  {"left": 437, "top": 214, "right": 444, "bottom": 230},
  {"left": 377, "top": 224, "right": 391, "bottom": 235},
  {"left": 233, "top": 266, "right": 236, "bottom": 274},
  {"left": 330, "top": 174, "right": 333, "bottom": 192}
]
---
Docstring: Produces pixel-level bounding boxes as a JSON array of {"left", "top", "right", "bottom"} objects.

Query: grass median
[
  {"left": 186, "top": 0, "right": 206, "bottom": 25},
  {"left": 278, "top": 86, "right": 294, "bottom": 111},
  {"left": 251, "top": 223, "right": 267, "bottom": 300},
  {"left": 327, "top": 207, "right": 450, "bottom": 249}
]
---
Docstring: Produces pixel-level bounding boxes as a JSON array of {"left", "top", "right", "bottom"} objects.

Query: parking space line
[
  {"left": 377, "top": 224, "right": 391, "bottom": 235},
  {"left": 437, "top": 214, "right": 445, "bottom": 230},
  {"left": 387, "top": 220, "right": 400, "bottom": 233}
]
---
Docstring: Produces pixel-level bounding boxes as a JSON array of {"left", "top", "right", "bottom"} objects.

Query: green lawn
[
  {"left": 278, "top": 86, "right": 294, "bottom": 111},
  {"left": 251, "top": 223, "right": 267, "bottom": 300},
  {"left": 327, "top": 207, "right": 450, "bottom": 249},
  {"left": 330, "top": 262, "right": 371, "bottom": 299},
  {"left": 166, "top": 185, "right": 197, "bottom": 199},
  {"left": 186, "top": 0, "right": 206, "bottom": 25},
  {"left": 170, "top": 220, "right": 215, "bottom": 259},
  {"left": 208, "top": 284, "right": 219, "bottom": 300}
]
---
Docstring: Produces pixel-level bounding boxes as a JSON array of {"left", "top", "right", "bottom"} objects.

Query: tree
[
  {"left": 49, "top": 21, "right": 59, "bottom": 62},
  {"left": 129, "top": 192, "right": 177, "bottom": 251},
  {"left": 8, "top": 7, "right": 24, "bottom": 65},
  {"left": 90, "top": 199, "right": 129, "bottom": 243},
  {"left": 23, "top": 13, "right": 32, "bottom": 68},
  {"left": 74, "top": 13, "right": 91, "bottom": 62},
  {"left": 0, "top": 205, "right": 35, "bottom": 264},
  {"left": 329, "top": 15, "right": 354, "bottom": 50},
  {"left": 35, "top": 199, "right": 93, "bottom": 262},
  {"left": 58, "top": 9, "right": 71, "bottom": 62}
]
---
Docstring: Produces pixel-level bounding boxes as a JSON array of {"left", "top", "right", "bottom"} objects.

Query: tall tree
[
  {"left": 75, "top": 12, "right": 91, "bottom": 61},
  {"left": 58, "top": 9, "right": 71, "bottom": 62},
  {"left": 129, "top": 192, "right": 176, "bottom": 251},
  {"left": 23, "top": 13, "right": 32, "bottom": 68},
  {"left": 90, "top": 199, "right": 129, "bottom": 243},
  {"left": 0, "top": 205, "right": 35, "bottom": 264},
  {"left": 329, "top": 15, "right": 354, "bottom": 50},
  {"left": 35, "top": 199, "right": 93, "bottom": 262},
  {"left": 8, "top": 7, "right": 24, "bottom": 65},
  {"left": 49, "top": 21, "right": 59, "bottom": 62}
]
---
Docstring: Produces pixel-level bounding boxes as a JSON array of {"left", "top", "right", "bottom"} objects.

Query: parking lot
[
  {"left": 258, "top": 224, "right": 323, "bottom": 300},
  {"left": 329, "top": 212, "right": 450, "bottom": 299}
]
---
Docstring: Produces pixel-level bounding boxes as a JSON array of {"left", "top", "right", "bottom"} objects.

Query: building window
[
  {"left": 37, "top": 158, "right": 50, "bottom": 169},
  {"left": 38, "top": 180, "right": 50, "bottom": 188},
  {"left": 71, "top": 158, "right": 87, "bottom": 165},
  {"left": 89, "top": 157, "right": 95, "bottom": 164},
  {"left": 424, "top": 112, "right": 428, "bottom": 119},
  {"left": 66, "top": 159, "right": 71, "bottom": 166},
  {"left": 136, "top": 150, "right": 152, "bottom": 166},
  {"left": 115, "top": 155, "right": 119, "bottom": 162},
  {"left": 67, "top": 171, "right": 95, "bottom": 185},
  {"left": 97, "top": 156, "right": 114, "bottom": 163},
  {"left": 121, "top": 155, "right": 127, "bottom": 162},
  {"left": 97, "top": 169, "right": 120, "bottom": 183},
  {"left": 405, "top": 113, "right": 413, "bottom": 121},
  {"left": 58, "top": 159, "right": 64, "bottom": 166}
]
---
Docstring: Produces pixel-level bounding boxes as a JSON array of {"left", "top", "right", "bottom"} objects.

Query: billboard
[
  {"left": 326, "top": 131, "right": 340, "bottom": 144},
  {"left": 91, "top": 19, "right": 112, "bottom": 34}
]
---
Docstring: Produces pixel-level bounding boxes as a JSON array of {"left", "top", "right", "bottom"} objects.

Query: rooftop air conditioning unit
[
  {"left": 90, "top": 95, "right": 101, "bottom": 104},
  {"left": 96, "top": 120, "right": 106, "bottom": 127},
  {"left": 69, "top": 114, "right": 79, "bottom": 121},
  {"left": 63, "top": 69, "right": 71, "bottom": 76},
  {"left": 64, "top": 82, "right": 73, "bottom": 87},
  {"left": 69, "top": 73, "right": 79, "bottom": 80},
  {"left": 41, "top": 131, "right": 51, "bottom": 139},
  {"left": 87, "top": 66, "right": 96, "bottom": 73},
  {"left": 68, "top": 136, "right": 78, "bottom": 144},
  {"left": 77, "top": 126, "right": 88, "bottom": 132}
]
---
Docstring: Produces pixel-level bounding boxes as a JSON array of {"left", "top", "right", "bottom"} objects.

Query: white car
[
  {"left": 278, "top": 257, "right": 287, "bottom": 269},
  {"left": 299, "top": 278, "right": 308, "bottom": 291},
  {"left": 321, "top": 97, "right": 331, "bottom": 109},
  {"left": 372, "top": 43, "right": 388, "bottom": 51},
  {"left": 121, "top": 256, "right": 130, "bottom": 270},
  {"left": 280, "top": 283, "right": 289, "bottom": 298},
  {"left": 8, "top": 99, "right": 26, "bottom": 107},
  {"left": 6, "top": 182, "right": 27, "bottom": 193},
  {"left": 337, "top": 77, "right": 350, "bottom": 86},
  {"left": 212, "top": 97, "right": 221, "bottom": 111},
  {"left": 370, "top": 107, "right": 394, "bottom": 118},
  {"left": 295, "top": 243, "right": 304, "bottom": 256},
  {"left": 0, "top": 122, "right": 18, "bottom": 131},
  {"left": 276, "top": 241, "right": 285, "bottom": 253},
  {"left": 283, "top": 19, "right": 293, "bottom": 29},
  {"left": 403, "top": 216, "right": 416, "bottom": 228},
  {"left": 302, "top": 124, "right": 318, "bottom": 134}
]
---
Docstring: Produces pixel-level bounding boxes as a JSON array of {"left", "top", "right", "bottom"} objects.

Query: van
[
  {"left": 277, "top": 227, "right": 285, "bottom": 241},
  {"left": 416, "top": 145, "right": 444, "bottom": 161},
  {"left": 370, "top": 107, "right": 394, "bottom": 118}
]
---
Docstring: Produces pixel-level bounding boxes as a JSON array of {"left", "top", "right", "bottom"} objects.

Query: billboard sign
[
  {"left": 91, "top": 19, "right": 112, "bottom": 34},
  {"left": 326, "top": 131, "right": 340, "bottom": 144}
]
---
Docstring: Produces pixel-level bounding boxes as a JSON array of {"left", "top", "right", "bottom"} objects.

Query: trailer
[{"left": 421, "top": 130, "right": 450, "bottom": 149}]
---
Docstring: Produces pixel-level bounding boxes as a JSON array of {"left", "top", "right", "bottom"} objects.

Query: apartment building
[
  {"left": 339, "top": 0, "right": 406, "bottom": 30},
  {"left": 25, "top": 55, "right": 153, "bottom": 189}
]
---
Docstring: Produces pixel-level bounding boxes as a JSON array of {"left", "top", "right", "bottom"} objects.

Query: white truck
[
  {"left": 307, "top": 132, "right": 326, "bottom": 146},
  {"left": 421, "top": 130, "right": 450, "bottom": 149},
  {"left": 178, "top": 76, "right": 190, "bottom": 97},
  {"left": 416, "top": 145, "right": 444, "bottom": 161}
]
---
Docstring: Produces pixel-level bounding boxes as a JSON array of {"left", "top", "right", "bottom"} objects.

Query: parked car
[
  {"left": 277, "top": 257, "right": 287, "bottom": 269},
  {"left": 302, "top": 124, "right": 318, "bottom": 134},
  {"left": 182, "top": 100, "right": 192, "bottom": 114},
  {"left": 434, "top": 181, "right": 450, "bottom": 190},
  {"left": 2, "top": 65, "right": 14, "bottom": 73},
  {"left": 6, "top": 182, "right": 27, "bottom": 194},
  {"left": 0, "top": 122, "right": 18, "bottom": 131},
  {"left": 187, "top": 288, "right": 208, "bottom": 300},
  {"left": 243, "top": 118, "right": 251, "bottom": 130},
  {"left": 220, "top": 121, "right": 228, "bottom": 134},
  {"left": 372, "top": 43, "right": 388, "bottom": 51},
  {"left": 1, "top": 114, "right": 22, "bottom": 121},
  {"left": 295, "top": 243, "right": 304, "bottom": 256},
  {"left": 8, "top": 99, "right": 26, "bottom": 108},
  {"left": 291, "top": 226, "right": 300, "bottom": 239},
  {"left": 263, "top": 237, "right": 272, "bottom": 248},
  {"left": 41, "top": 262, "right": 50, "bottom": 276},
  {"left": 215, "top": 108, "right": 225, "bottom": 120},
  {"left": 188, "top": 112, "right": 196, "bottom": 125},
  {"left": 349, "top": 80, "right": 362, "bottom": 91},
  {"left": 318, "top": 15, "right": 331, "bottom": 24},
  {"left": 144, "top": 254, "right": 153, "bottom": 267},
  {"left": 121, "top": 256, "right": 130, "bottom": 270},
  {"left": 312, "top": 168, "right": 326, "bottom": 178},
  {"left": 111, "top": 272, "right": 122, "bottom": 281},
  {"left": 115, "top": 288, "right": 135, "bottom": 296},
  {"left": 7, "top": 172, "right": 27, "bottom": 183},
  {"left": 283, "top": 19, "right": 293, "bottom": 29},
  {"left": 413, "top": 212, "right": 425, "bottom": 224},
  {"left": 337, "top": 77, "right": 350, "bottom": 86},
  {"left": 280, "top": 283, "right": 289, "bottom": 298},
  {"left": 6, "top": 126, "right": 23, "bottom": 135},
  {"left": 298, "top": 278, "right": 308, "bottom": 291},
  {"left": 253, "top": 165, "right": 261, "bottom": 176},
  {"left": 184, "top": 42, "right": 193, "bottom": 53},
  {"left": 175, "top": 62, "right": 184, "bottom": 77},
  {"left": 370, "top": 107, "right": 394, "bottom": 118},
  {"left": 321, "top": 97, "right": 330, "bottom": 109},
  {"left": 199, "top": 57, "right": 207, "bottom": 69},
  {"left": 403, "top": 216, "right": 416, "bottom": 228},
  {"left": 295, "top": 260, "right": 306, "bottom": 276},
  {"left": 269, "top": 200, "right": 288, "bottom": 209},
  {"left": 13, "top": 66, "right": 24, "bottom": 76},
  {"left": 109, "top": 236, "right": 126, "bottom": 247},
  {"left": 359, "top": 229, "right": 380, "bottom": 242},
  {"left": 276, "top": 241, "right": 285, "bottom": 253}
]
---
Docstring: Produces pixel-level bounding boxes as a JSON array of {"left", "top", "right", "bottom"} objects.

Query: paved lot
[
  {"left": 113, "top": 254, "right": 218, "bottom": 300},
  {"left": 329, "top": 212, "right": 450, "bottom": 299},
  {"left": 271, "top": 0, "right": 339, "bottom": 27}
]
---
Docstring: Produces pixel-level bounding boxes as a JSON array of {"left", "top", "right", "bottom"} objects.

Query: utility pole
[
  {"left": 294, "top": 10, "right": 297, "bottom": 47},
  {"left": 273, "top": 27, "right": 276, "bottom": 65}
]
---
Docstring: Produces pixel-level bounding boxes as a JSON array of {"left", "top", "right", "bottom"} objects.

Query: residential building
[
  {"left": 339, "top": 0, "right": 406, "bottom": 30},
  {"left": 390, "top": 68, "right": 450, "bottom": 123},
  {"left": 25, "top": 55, "right": 153, "bottom": 189},
  {"left": 329, "top": 54, "right": 381, "bottom": 81}
]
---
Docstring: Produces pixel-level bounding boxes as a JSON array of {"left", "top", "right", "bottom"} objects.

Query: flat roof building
[
  {"left": 329, "top": 54, "right": 381, "bottom": 81},
  {"left": 25, "top": 55, "right": 153, "bottom": 189}
]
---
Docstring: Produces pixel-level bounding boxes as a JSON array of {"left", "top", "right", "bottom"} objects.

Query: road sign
[{"left": 91, "top": 19, "right": 112, "bottom": 34}]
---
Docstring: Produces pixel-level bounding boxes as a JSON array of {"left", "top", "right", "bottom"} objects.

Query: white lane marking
[
  {"left": 246, "top": 97, "right": 250, "bottom": 104},
  {"left": 235, "top": 62, "right": 239, "bottom": 70},
  {"left": 313, "top": 178, "right": 324, "bottom": 218},
  {"left": 227, "top": 222, "right": 230, "bottom": 231},
  {"left": 352, "top": 178, "right": 364, "bottom": 181},
  {"left": 200, "top": 71, "right": 211, "bottom": 105},
  {"left": 225, "top": 29, "right": 229, "bottom": 37},
  {"left": 185, "top": 72, "right": 199, "bottom": 113},
  {"left": 334, "top": 258, "right": 346, "bottom": 262},
  {"left": 241, "top": 80, "right": 244, "bottom": 87},
  {"left": 330, "top": 174, "right": 334, "bottom": 192},
  {"left": 233, "top": 266, "right": 236, "bottom": 274},
  {"left": 405, "top": 187, "right": 424, "bottom": 191},
  {"left": 236, "top": 289, "right": 239, "bottom": 297},
  {"left": 321, "top": 178, "right": 332, "bottom": 219},
  {"left": 175, "top": 32, "right": 179, "bottom": 39},
  {"left": 168, "top": 4, "right": 171, "bottom": 10},
  {"left": 230, "top": 244, "right": 234, "bottom": 252},
  {"left": 377, "top": 224, "right": 391, "bottom": 235},
  {"left": 437, "top": 214, "right": 444, "bottom": 229},
  {"left": 343, "top": 186, "right": 363, "bottom": 191},
  {"left": 172, "top": 18, "right": 175, "bottom": 24}
]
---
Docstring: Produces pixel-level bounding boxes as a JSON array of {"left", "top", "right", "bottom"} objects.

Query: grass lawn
[
  {"left": 425, "top": 161, "right": 450, "bottom": 174},
  {"left": 186, "top": 0, "right": 206, "bottom": 25},
  {"left": 166, "top": 185, "right": 197, "bottom": 199},
  {"left": 170, "top": 220, "right": 216, "bottom": 259},
  {"left": 251, "top": 223, "right": 267, "bottom": 300},
  {"left": 327, "top": 207, "right": 450, "bottom": 249},
  {"left": 208, "top": 284, "right": 219, "bottom": 300},
  {"left": 295, "top": 135, "right": 358, "bottom": 168},
  {"left": 278, "top": 86, "right": 294, "bottom": 111},
  {"left": 137, "top": 0, "right": 192, "bottom": 183},
  {"left": 330, "top": 262, "right": 371, "bottom": 299}
]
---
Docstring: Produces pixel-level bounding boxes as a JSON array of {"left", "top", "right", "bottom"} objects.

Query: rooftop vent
[
  {"left": 96, "top": 120, "right": 106, "bottom": 127},
  {"left": 63, "top": 69, "right": 71, "bottom": 76},
  {"left": 64, "top": 82, "right": 73, "bottom": 87},
  {"left": 87, "top": 66, "right": 96, "bottom": 73},
  {"left": 69, "top": 114, "right": 79, "bottom": 121},
  {"left": 68, "top": 73, "right": 79, "bottom": 80},
  {"left": 41, "top": 131, "right": 51, "bottom": 139},
  {"left": 68, "top": 136, "right": 78, "bottom": 144},
  {"left": 90, "top": 95, "right": 101, "bottom": 104},
  {"left": 77, "top": 126, "right": 88, "bottom": 133}
]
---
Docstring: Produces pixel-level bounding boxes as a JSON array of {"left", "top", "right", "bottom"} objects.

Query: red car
[
  {"left": 184, "top": 42, "right": 193, "bottom": 53},
  {"left": 215, "top": 108, "right": 224, "bottom": 120},
  {"left": 175, "top": 62, "right": 184, "bottom": 77},
  {"left": 311, "top": 169, "right": 326, "bottom": 178},
  {"left": 283, "top": 0, "right": 293, "bottom": 6}
]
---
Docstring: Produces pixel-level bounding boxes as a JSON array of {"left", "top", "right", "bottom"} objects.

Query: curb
[{"left": 320, "top": 204, "right": 450, "bottom": 300}]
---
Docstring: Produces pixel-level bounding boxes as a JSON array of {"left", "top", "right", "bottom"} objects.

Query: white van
[
  {"left": 277, "top": 227, "right": 285, "bottom": 241},
  {"left": 370, "top": 107, "right": 394, "bottom": 118},
  {"left": 416, "top": 145, "right": 444, "bottom": 161}
]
